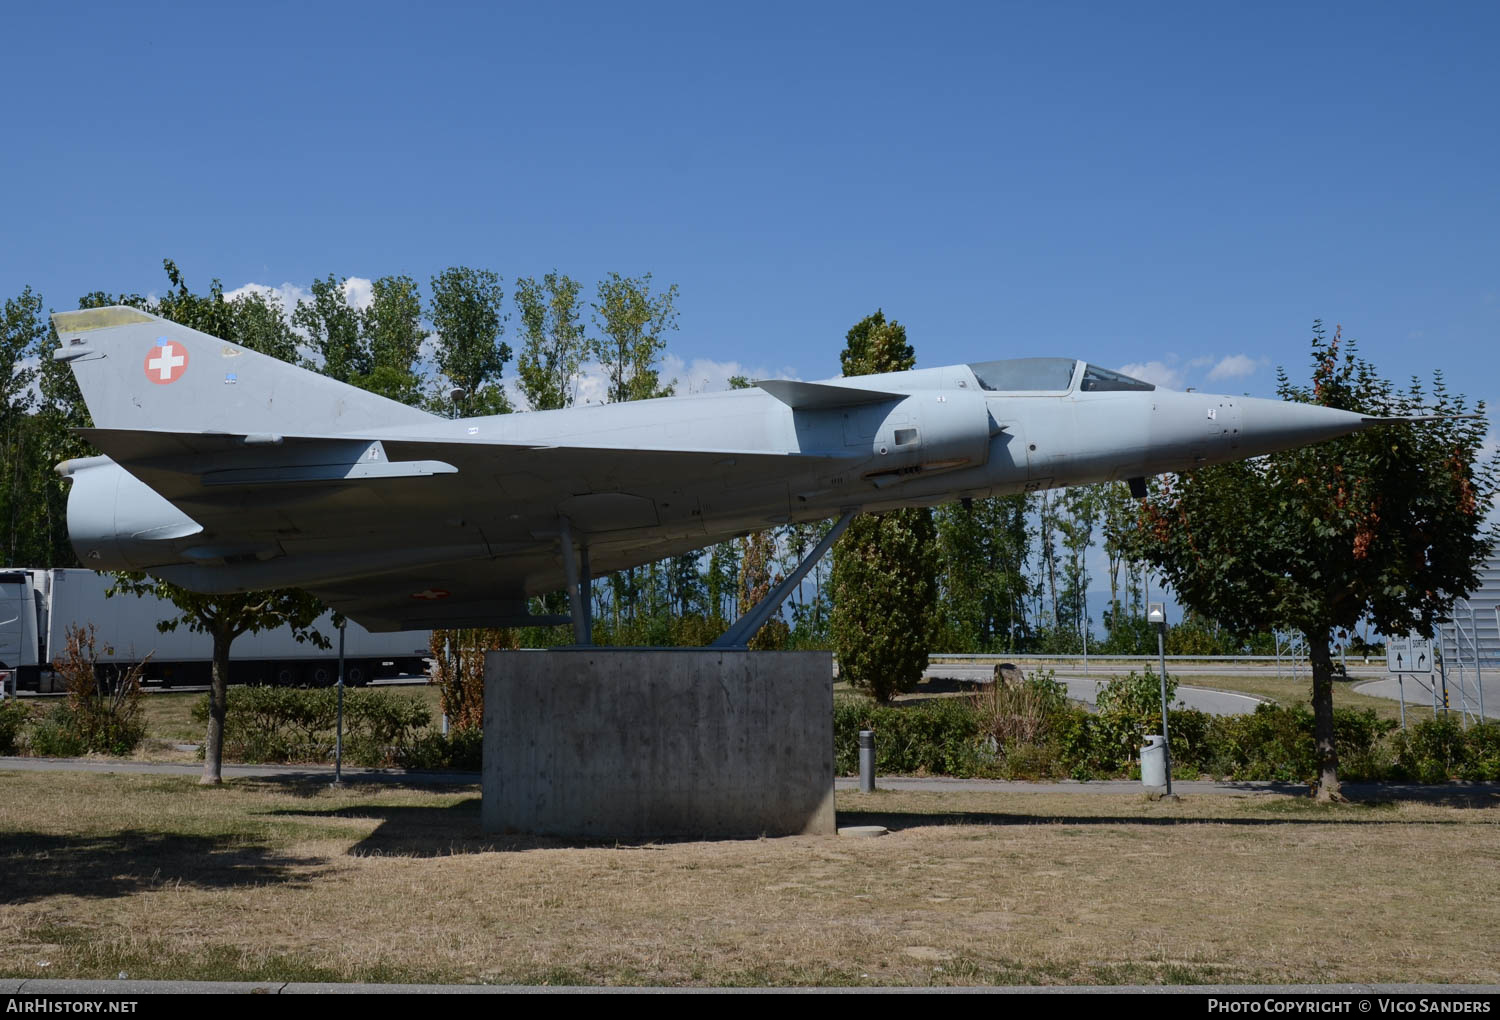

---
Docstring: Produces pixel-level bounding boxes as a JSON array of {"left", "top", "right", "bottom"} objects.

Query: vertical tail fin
[{"left": 51, "top": 306, "right": 435, "bottom": 435}]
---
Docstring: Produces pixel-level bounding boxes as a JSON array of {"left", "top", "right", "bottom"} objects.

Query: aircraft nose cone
[{"left": 1236, "top": 396, "right": 1371, "bottom": 458}]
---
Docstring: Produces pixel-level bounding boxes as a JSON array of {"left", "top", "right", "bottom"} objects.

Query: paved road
[
  {"left": 920, "top": 663, "right": 1267, "bottom": 716},
  {"left": 1354, "top": 677, "right": 1498, "bottom": 719}
]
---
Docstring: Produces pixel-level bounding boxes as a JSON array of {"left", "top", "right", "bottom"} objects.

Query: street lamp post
[
  {"left": 1148, "top": 601, "right": 1173, "bottom": 797},
  {"left": 332, "top": 621, "right": 346, "bottom": 788}
]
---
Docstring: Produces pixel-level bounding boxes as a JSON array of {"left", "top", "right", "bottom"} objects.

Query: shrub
[
  {"left": 196, "top": 687, "right": 432, "bottom": 766},
  {"left": 1181, "top": 703, "right": 1393, "bottom": 783},
  {"left": 1095, "top": 668, "right": 1177, "bottom": 722},
  {"left": 1392, "top": 718, "right": 1500, "bottom": 782},
  {"left": 0, "top": 697, "right": 32, "bottom": 755},
  {"left": 834, "top": 698, "right": 984, "bottom": 776},
  {"left": 344, "top": 689, "right": 433, "bottom": 767},
  {"left": 1061, "top": 670, "right": 1180, "bottom": 778},
  {"left": 40, "top": 624, "right": 148, "bottom": 756},
  {"left": 28, "top": 705, "right": 86, "bottom": 757},
  {"left": 398, "top": 725, "right": 482, "bottom": 771},
  {"left": 971, "top": 668, "right": 1067, "bottom": 749}
]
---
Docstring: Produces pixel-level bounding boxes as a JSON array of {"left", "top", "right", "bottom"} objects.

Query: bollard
[{"left": 858, "top": 729, "right": 876, "bottom": 793}]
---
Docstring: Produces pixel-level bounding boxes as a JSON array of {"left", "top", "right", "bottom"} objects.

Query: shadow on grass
[
  {"left": 265, "top": 798, "right": 577, "bottom": 857},
  {"left": 0, "top": 830, "right": 327, "bottom": 904},
  {"left": 268, "top": 798, "right": 852, "bottom": 856},
  {"left": 836, "top": 796, "right": 1499, "bottom": 833},
  {"left": 246, "top": 775, "right": 1498, "bottom": 855}
]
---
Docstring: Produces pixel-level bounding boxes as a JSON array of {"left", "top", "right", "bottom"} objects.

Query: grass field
[{"left": 1, "top": 770, "right": 1496, "bottom": 987}]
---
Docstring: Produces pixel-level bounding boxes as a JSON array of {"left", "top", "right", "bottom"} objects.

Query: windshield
[
  {"left": 1079, "top": 364, "right": 1155, "bottom": 392},
  {"left": 968, "top": 358, "right": 1078, "bottom": 392}
]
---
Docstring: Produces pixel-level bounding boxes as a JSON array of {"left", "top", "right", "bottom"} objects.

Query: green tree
[
  {"left": 737, "top": 530, "right": 789, "bottom": 650},
  {"left": 359, "top": 274, "right": 425, "bottom": 404},
  {"left": 2, "top": 288, "right": 48, "bottom": 564},
  {"left": 6, "top": 286, "right": 155, "bottom": 567},
  {"left": 1133, "top": 323, "right": 1497, "bottom": 799},
  {"left": 515, "top": 272, "right": 587, "bottom": 411},
  {"left": 428, "top": 266, "right": 510, "bottom": 416},
  {"left": 293, "top": 274, "right": 370, "bottom": 384},
  {"left": 1097, "top": 480, "right": 1141, "bottom": 637},
  {"left": 828, "top": 311, "right": 939, "bottom": 702},
  {"left": 591, "top": 272, "right": 678, "bottom": 403},
  {"left": 934, "top": 494, "right": 1032, "bottom": 652},
  {"left": 109, "top": 261, "right": 339, "bottom": 783},
  {"left": 111, "top": 576, "right": 329, "bottom": 783},
  {"left": 839, "top": 308, "right": 913, "bottom": 377},
  {"left": 1057, "top": 485, "right": 1100, "bottom": 643}
]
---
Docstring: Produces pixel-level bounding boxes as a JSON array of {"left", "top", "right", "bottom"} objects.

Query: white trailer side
[{"left": 5, "top": 568, "right": 432, "bottom": 691}]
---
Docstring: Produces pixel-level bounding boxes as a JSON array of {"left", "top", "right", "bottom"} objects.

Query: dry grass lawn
[{"left": 1, "top": 770, "right": 1496, "bottom": 987}]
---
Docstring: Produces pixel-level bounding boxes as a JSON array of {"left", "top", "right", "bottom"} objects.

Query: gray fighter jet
[{"left": 51, "top": 306, "right": 1425, "bottom": 642}]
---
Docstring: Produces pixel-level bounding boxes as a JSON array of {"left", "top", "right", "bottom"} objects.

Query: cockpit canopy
[{"left": 967, "top": 358, "right": 1155, "bottom": 393}]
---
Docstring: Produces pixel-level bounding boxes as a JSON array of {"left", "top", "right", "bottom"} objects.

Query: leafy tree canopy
[{"left": 1131, "top": 322, "right": 1497, "bottom": 797}]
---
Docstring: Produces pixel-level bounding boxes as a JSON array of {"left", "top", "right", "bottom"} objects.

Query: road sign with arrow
[{"left": 1386, "top": 634, "right": 1434, "bottom": 674}]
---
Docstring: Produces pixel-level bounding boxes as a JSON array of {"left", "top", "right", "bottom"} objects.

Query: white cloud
[
  {"left": 1207, "top": 354, "right": 1260, "bottom": 382},
  {"left": 342, "top": 277, "right": 374, "bottom": 311},
  {"left": 223, "top": 277, "right": 374, "bottom": 316},
  {"left": 507, "top": 355, "right": 798, "bottom": 410},
  {"left": 659, "top": 354, "right": 791, "bottom": 395},
  {"left": 573, "top": 362, "right": 612, "bottom": 406},
  {"left": 222, "top": 281, "right": 310, "bottom": 315},
  {"left": 11, "top": 356, "right": 42, "bottom": 407},
  {"left": 1119, "top": 360, "right": 1184, "bottom": 389}
]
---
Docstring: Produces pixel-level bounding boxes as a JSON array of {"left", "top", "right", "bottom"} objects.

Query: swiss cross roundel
[{"left": 144, "top": 339, "right": 189, "bottom": 384}]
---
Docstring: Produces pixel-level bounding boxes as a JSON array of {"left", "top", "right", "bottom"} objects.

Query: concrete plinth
[{"left": 482, "top": 649, "right": 835, "bottom": 839}]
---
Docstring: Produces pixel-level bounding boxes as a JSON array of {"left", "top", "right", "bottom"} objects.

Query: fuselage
[{"left": 63, "top": 356, "right": 1376, "bottom": 609}]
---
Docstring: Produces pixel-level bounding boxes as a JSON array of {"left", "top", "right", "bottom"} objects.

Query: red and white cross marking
[
  {"left": 410, "top": 589, "right": 450, "bottom": 600},
  {"left": 144, "top": 341, "right": 189, "bottom": 384}
]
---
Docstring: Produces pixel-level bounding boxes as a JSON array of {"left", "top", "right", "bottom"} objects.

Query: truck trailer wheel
[{"left": 344, "top": 661, "right": 371, "bottom": 687}]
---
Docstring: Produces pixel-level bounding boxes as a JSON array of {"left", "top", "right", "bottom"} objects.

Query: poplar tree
[
  {"left": 828, "top": 311, "right": 938, "bottom": 702},
  {"left": 590, "top": 272, "right": 678, "bottom": 403},
  {"left": 293, "top": 273, "right": 370, "bottom": 384},
  {"left": 515, "top": 272, "right": 587, "bottom": 412},
  {"left": 428, "top": 266, "right": 511, "bottom": 416},
  {"left": 359, "top": 274, "right": 425, "bottom": 404}
]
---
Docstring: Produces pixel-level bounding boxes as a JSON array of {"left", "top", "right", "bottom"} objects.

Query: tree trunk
[
  {"left": 201, "top": 623, "right": 231, "bottom": 785},
  {"left": 1307, "top": 632, "right": 1343, "bottom": 801}
]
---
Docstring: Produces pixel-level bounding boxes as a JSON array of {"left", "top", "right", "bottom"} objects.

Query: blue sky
[
  {"left": 5, "top": 1, "right": 1496, "bottom": 407},
  {"left": 4, "top": 1, "right": 1496, "bottom": 624}
]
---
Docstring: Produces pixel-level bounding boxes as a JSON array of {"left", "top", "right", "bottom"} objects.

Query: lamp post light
[
  {"left": 332, "top": 620, "right": 347, "bottom": 789},
  {"left": 1148, "top": 601, "right": 1173, "bottom": 797}
]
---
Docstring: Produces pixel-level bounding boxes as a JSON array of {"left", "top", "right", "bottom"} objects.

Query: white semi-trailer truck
[{"left": 0, "top": 568, "right": 432, "bottom": 693}]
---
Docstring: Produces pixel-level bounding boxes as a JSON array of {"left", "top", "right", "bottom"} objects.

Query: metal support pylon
[{"left": 712, "top": 510, "right": 857, "bottom": 649}]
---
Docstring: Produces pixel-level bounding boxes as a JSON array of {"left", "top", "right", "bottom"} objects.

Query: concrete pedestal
[{"left": 481, "top": 649, "right": 835, "bottom": 839}]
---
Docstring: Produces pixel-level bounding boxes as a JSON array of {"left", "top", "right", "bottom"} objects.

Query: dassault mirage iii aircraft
[{"left": 51, "top": 306, "right": 1420, "bottom": 643}]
